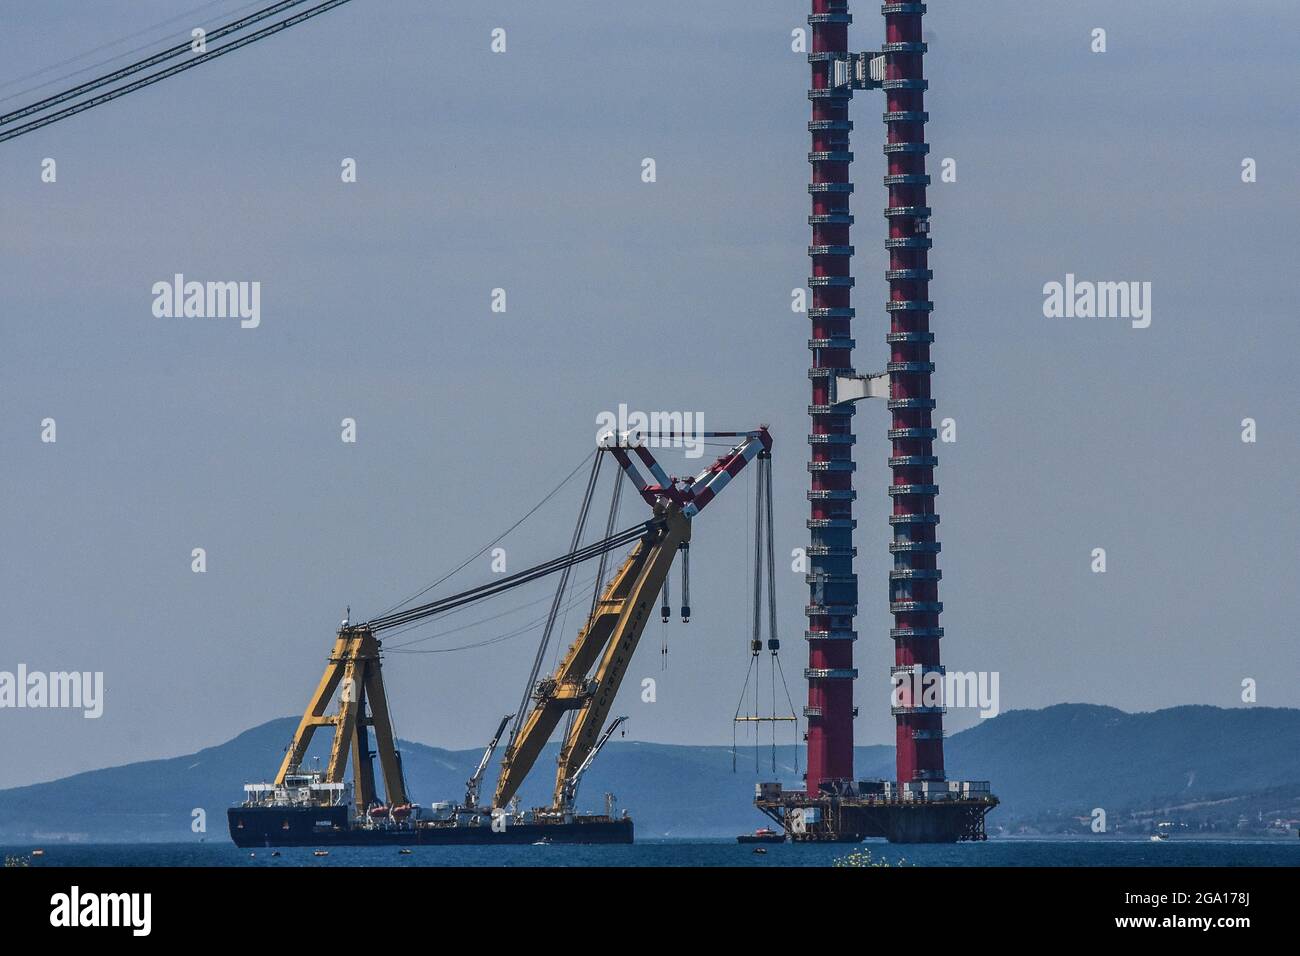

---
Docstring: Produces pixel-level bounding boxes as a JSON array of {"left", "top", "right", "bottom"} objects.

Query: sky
[{"left": 0, "top": 1, "right": 1296, "bottom": 791}]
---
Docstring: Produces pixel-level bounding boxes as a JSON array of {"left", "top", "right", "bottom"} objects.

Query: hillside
[{"left": 1, "top": 704, "right": 1297, "bottom": 840}]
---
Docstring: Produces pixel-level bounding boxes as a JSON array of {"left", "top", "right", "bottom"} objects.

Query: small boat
[
  {"left": 532, "top": 838, "right": 552, "bottom": 846},
  {"left": 313, "top": 849, "right": 329, "bottom": 857},
  {"left": 1150, "top": 832, "right": 1169, "bottom": 841},
  {"left": 737, "top": 827, "right": 785, "bottom": 845},
  {"left": 398, "top": 848, "right": 412, "bottom": 855},
  {"left": 752, "top": 847, "right": 768, "bottom": 855},
  {"left": 30, "top": 849, "right": 45, "bottom": 857},
  {"left": 271, "top": 851, "right": 281, "bottom": 857}
]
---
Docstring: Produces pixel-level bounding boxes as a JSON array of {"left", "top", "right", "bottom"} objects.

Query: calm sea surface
[{"left": 6, "top": 839, "right": 1296, "bottom": 867}]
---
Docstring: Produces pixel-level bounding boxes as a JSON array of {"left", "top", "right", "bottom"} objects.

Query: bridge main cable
[
  {"left": 0, "top": 0, "right": 316, "bottom": 128},
  {"left": 0, "top": 0, "right": 356, "bottom": 144}
]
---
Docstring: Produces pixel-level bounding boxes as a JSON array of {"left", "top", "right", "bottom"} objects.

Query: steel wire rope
[
  {"left": 0, "top": 0, "right": 272, "bottom": 105},
  {"left": 372, "top": 448, "right": 596, "bottom": 620},
  {"left": 0, "top": 0, "right": 357, "bottom": 144}
]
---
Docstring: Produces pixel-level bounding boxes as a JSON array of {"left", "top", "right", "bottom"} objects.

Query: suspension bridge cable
[
  {"left": 0, "top": 0, "right": 356, "bottom": 145},
  {"left": 0, "top": 0, "right": 267, "bottom": 104},
  {"left": 0, "top": 0, "right": 313, "bottom": 127}
]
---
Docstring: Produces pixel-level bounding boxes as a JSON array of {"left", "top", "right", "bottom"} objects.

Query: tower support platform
[{"left": 756, "top": 784, "right": 995, "bottom": 843}]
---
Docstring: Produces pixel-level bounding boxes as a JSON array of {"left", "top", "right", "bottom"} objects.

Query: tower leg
[{"left": 804, "top": 0, "right": 859, "bottom": 799}]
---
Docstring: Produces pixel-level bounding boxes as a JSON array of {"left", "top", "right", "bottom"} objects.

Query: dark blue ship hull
[{"left": 228, "top": 806, "right": 633, "bottom": 847}]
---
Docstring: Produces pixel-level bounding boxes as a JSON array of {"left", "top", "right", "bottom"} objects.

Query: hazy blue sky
[{"left": 1, "top": 1, "right": 1296, "bottom": 791}]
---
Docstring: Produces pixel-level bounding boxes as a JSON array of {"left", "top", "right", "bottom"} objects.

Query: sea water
[{"left": 5, "top": 839, "right": 1296, "bottom": 867}]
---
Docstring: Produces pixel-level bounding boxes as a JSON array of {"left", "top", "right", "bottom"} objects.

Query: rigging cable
[
  {"left": 731, "top": 651, "right": 757, "bottom": 774},
  {"left": 373, "top": 449, "right": 597, "bottom": 619},
  {"left": 366, "top": 519, "right": 650, "bottom": 633},
  {"left": 386, "top": 581, "right": 600, "bottom": 656},
  {"left": 506, "top": 450, "right": 603, "bottom": 749},
  {"left": 659, "top": 554, "right": 671, "bottom": 669},
  {"left": 586, "top": 461, "right": 624, "bottom": 628},
  {"left": 560, "top": 458, "right": 627, "bottom": 749},
  {"left": 679, "top": 542, "right": 690, "bottom": 622},
  {"left": 764, "top": 452, "right": 781, "bottom": 773},
  {"left": 383, "top": 571, "right": 598, "bottom": 650},
  {"left": 775, "top": 653, "right": 801, "bottom": 777},
  {"left": 731, "top": 452, "right": 799, "bottom": 775}
]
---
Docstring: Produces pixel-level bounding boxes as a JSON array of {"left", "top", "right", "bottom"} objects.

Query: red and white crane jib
[{"left": 599, "top": 427, "right": 773, "bottom": 518}]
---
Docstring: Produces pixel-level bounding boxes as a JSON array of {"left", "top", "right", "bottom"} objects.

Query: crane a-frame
[{"left": 273, "top": 621, "right": 408, "bottom": 814}]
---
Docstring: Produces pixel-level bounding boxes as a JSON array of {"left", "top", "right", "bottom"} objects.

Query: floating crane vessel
[{"left": 228, "top": 428, "right": 771, "bottom": 847}]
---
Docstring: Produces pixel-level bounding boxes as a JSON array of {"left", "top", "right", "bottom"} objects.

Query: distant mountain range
[{"left": 2, "top": 704, "right": 1297, "bottom": 841}]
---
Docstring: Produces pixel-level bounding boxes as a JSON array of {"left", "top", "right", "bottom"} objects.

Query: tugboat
[
  {"left": 1150, "top": 821, "right": 1173, "bottom": 841},
  {"left": 737, "top": 827, "right": 785, "bottom": 845}
]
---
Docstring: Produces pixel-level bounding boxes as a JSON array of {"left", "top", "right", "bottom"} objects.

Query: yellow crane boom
[
  {"left": 494, "top": 427, "right": 772, "bottom": 812},
  {"left": 494, "top": 505, "right": 689, "bottom": 809}
]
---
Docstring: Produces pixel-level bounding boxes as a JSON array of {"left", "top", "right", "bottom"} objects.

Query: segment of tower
[
  {"left": 881, "top": 1, "right": 946, "bottom": 784},
  {"left": 804, "top": 0, "right": 859, "bottom": 796}
]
